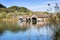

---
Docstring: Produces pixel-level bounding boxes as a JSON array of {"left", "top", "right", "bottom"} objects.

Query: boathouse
[{"left": 18, "top": 14, "right": 51, "bottom": 22}]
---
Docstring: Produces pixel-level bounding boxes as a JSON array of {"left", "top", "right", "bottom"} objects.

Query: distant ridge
[
  {"left": 0, "top": 4, "right": 6, "bottom": 8},
  {"left": 0, "top": 4, "right": 30, "bottom": 13}
]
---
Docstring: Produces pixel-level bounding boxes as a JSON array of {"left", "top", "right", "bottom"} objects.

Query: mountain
[
  {"left": 8, "top": 6, "right": 20, "bottom": 10},
  {"left": 0, "top": 4, "right": 6, "bottom": 8},
  {"left": 8, "top": 6, "right": 30, "bottom": 12},
  {"left": 19, "top": 7, "right": 30, "bottom": 12},
  {"left": 0, "top": 4, "right": 30, "bottom": 13}
]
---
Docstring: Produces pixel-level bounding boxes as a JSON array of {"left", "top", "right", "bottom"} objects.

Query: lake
[{"left": 0, "top": 20, "right": 60, "bottom": 40}]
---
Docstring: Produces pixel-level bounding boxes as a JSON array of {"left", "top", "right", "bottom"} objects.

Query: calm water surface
[{"left": 0, "top": 20, "right": 60, "bottom": 40}]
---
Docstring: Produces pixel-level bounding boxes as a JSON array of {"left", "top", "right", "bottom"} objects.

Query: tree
[{"left": 55, "top": 3, "right": 60, "bottom": 13}]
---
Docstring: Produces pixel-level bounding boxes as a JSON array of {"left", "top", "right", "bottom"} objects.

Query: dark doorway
[
  {"left": 26, "top": 18, "right": 31, "bottom": 23},
  {"left": 32, "top": 17, "right": 37, "bottom": 25}
]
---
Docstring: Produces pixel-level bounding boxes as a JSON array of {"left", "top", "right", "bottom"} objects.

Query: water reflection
[{"left": 0, "top": 20, "right": 60, "bottom": 40}]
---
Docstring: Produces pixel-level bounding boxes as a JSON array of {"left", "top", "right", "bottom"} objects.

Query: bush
[
  {"left": 6, "top": 13, "right": 14, "bottom": 18},
  {"left": 0, "top": 13, "right": 6, "bottom": 19}
]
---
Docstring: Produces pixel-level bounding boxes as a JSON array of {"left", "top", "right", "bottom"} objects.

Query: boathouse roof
[{"left": 32, "top": 14, "right": 51, "bottom": 18}]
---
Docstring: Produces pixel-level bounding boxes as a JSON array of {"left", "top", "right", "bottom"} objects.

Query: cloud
[{"left": 27, "top": 0, "right": 60, "bottom": 12}]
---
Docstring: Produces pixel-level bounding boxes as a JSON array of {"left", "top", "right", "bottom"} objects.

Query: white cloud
[{"left": 27, "top": 0, "right": 60, "bottom": 12}]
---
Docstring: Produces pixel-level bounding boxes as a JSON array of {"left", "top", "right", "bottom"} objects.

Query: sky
[{"left": 0, "top": 0, "right": 60, "bottom": 12}]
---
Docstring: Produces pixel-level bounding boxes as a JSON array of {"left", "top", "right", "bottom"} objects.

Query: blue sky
[{"left": 0, "top": 0, "right": 60, "bottom": 12}]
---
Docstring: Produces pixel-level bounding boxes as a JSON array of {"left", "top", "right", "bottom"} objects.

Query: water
[{"left": 0, "top": 20, "right": 60, "bottom": 40}]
